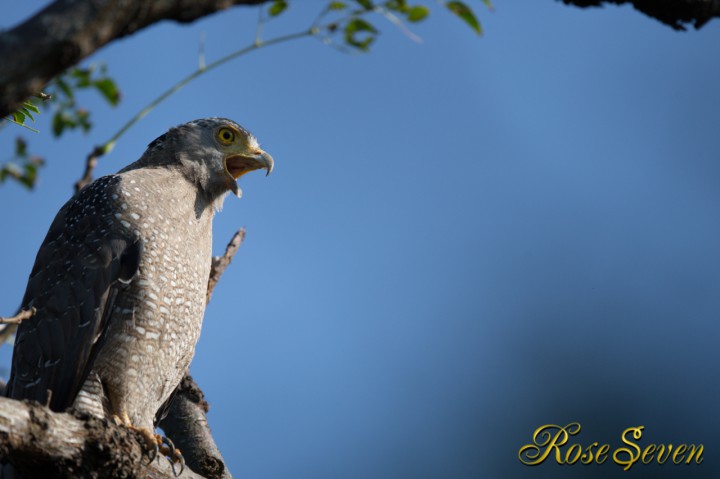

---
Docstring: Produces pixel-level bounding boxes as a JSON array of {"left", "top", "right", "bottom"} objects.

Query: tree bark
[
  {"left": 560, "top": 0, "right": 720, "bottom": 30},
  {"left": 0, "top": 396, "right": 204, "bottom": 478},
  {"left": 0, "top": 0, "right": 270, "bottom": 118},
  {"left": 159, "top": 376, "right": 232, "bottom": 479}
]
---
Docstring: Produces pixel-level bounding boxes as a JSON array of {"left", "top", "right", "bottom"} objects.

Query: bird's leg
[{"left": 112, "top": 413, "right": 183, "bottom": 473}]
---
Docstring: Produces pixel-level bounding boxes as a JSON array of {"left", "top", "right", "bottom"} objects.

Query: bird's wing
[{"left": 6, "top": 176, "right": 142, "bottom": 411}]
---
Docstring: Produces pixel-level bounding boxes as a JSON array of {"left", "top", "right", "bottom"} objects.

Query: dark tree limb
[
  {"left": 0, "top": 0, "right": 271, "bottom": 118},
  {"left": 159, "top": 376, "right": 231, "bottom": 479},
  {"left": 0, "top": 396, "right": 205, "bottom": 478},
  {"left": 560, "top": 0, "right": 720, "bottom": 30}
]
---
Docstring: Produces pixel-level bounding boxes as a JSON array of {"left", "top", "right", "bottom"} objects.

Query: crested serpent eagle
[{"left": 5, "top": 118, "right": 273, "bottom": 458}]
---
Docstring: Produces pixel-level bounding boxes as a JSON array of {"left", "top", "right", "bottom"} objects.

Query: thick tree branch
[
  {"left": 0, "top": 396, "right": 205, "bottom": 478},
  {"left": 0, "top": 0, "right": 270, "bottom": 118},
  {"left": 159, "top": 376, "right": 231, "bottom": 479},
  {"left": 560, "top": 0, "right": 720, "bottom": 30}
]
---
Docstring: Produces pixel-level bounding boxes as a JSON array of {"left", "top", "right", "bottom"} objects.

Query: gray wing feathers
[{"left": 6, "top": 176, "right": 142, "bottom": 411}]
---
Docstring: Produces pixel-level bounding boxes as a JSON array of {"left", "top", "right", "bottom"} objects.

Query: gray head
[{"left": 128, "top": 118, "right": 274, "bottom": 203}]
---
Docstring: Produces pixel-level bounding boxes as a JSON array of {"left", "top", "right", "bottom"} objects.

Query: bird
[{"left": 4, "top": 118, "right": 273, "bottom": 458}]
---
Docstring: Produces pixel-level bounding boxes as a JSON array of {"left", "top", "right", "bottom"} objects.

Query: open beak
[{"left": 225, "top": 150, "right": 274, "bottom": 180}]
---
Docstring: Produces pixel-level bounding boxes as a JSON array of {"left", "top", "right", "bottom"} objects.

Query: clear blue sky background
[{"left": 2, "top": 2, "right": 720, "bottom": 478}]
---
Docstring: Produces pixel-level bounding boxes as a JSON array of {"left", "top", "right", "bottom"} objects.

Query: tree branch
[
  {"left": 159, "top": 376, "right": 232, "bottom": 479},
  {"left": 0, "top": 0, "right": 271, "bottom": 118},
  {"left": 559, "top": 0, "right": 720, "bottom": 30},
  {"left": 0, "top": 307, "right": 35, "bottom": 325},
  {"left": 207, "top": 229, "right": 246, "bottom": 304},
  {"left": 0, "top": 396, "right": 205, "bottom": 478}
]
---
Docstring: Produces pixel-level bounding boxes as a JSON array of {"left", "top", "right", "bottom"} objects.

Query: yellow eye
[{"left": 217, "top": 127, "right": 235, "bottom": 144}]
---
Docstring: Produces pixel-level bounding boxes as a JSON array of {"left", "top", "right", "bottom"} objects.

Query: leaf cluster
[
  {"left": 1, "top": 64, "right": 121, "bottom": 188},
  {"left": 2, "top": 1, "right": 491, "bottom": 190},
  {"left": 48, "top": 64, "right": 121, "bottom": 137},
  {"left": 0, "top": 137, "right": 45, "bottom": 189}
]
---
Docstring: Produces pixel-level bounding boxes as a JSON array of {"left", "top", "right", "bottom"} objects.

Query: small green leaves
[
  {"left": 7, "top": 100, "right": 41, "bottom": 132},
  {"left": 93, "top": 78, "right": 120, "bottom": 106},
  {"left": 446, "top": 1, "right": 482, "bottom": 35},
  {"left": 0, "top": 137, "right": 45, "bottom": 189},
  {"left": 406, "top": 5, "right": 429, "bottom": 22},
  {"left": 354, "top": 0, "right": 375, "bottom": 10},
  {"left": 344, "top": 18, "right": 379, "bottom": 51},
  {"left": 269, "top": 0, "right": 288, "bottom": 17},
  {"left": 46, "top": 64, "right": 121, "bottom": 138},
  {"left": 329, "top": 1, "right": 347, "bottom": 10}
]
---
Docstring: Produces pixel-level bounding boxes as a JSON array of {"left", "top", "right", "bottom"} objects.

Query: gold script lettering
[
  {"left": 518, "top": 423, "right": 581, "bottom": 466},
  {"left": 613, "top": 426, "right": 643, "bottom": 471}
]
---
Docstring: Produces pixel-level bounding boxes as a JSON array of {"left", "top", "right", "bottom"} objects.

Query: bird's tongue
[{"left": 226, "top": 155, "right": 259, "bottom": 179}]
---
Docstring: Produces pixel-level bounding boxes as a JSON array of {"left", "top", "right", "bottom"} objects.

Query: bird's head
[{"left": 141, "top": 118, "right": 273, "bottom": 202}]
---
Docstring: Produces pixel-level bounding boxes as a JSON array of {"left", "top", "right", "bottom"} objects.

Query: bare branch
[
  {"left": 0, "top": 307, "right": 35, "bottom": 325},
  {"left": 0, "top": 0, "right": 271, "bottom": 118},
  {"left": 0, "top": 396, "right": 205, "bottom": 478},
  {"left": 159, "top": 376, "right": 232, "bottom": 479},
  {"left": 559, "top": 0, "right": 720, "bottom": 30},
  {"left": 74, "top": 145, "right": 105, "bottom": 193},
  {"left": 206, "top": 229, "right": 246, "bottom": 304}
]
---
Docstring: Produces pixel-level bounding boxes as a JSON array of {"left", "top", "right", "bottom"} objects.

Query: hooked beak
[{"left": 225, "top": 150, "right": 274, "bottom": 180}]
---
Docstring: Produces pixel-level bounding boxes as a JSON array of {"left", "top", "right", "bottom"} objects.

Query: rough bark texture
[
  {"left": 159, "top": 376, "right": 232, "bottom": 479},
  {"left": 0, "top": 396, "right": 205, "bottom": 478},
  {"left": 560, "top": 0, "right": 720, "bottom": 30},
  {"left": 0, "top": 0, "right": 270, "bottom": 118}
]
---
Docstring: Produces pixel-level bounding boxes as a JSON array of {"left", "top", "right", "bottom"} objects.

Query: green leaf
[
  {"left": 355, "top": 0, "right": 374, "bottom": 10},
  {"left": 329, "top": 1, "right": 347, "bottom": 10},
  {"left": 23, "top": 100, "right": 39, "bottom": 115},
  {"left": 71, "top": 68, "right": 92, "bottom": 88},
  {"left": 52, "top": 112, "right": 67, "bottom": 137},
  {"left": 15, "top": 137, "right": 27, "bottom": 158},
  {"left": 344, "top": 18, "right": 378, "bottom": 51},
  {"left": 55, "top": 78, "right": 74, "bottom": 99},
  {"left": 407, "top": 5, "right": 429, "bottom": 22},
  {"left": 93, "top": 78, "right": 121, "bottom": 106},
  {"left": 12, "top": 110, "right": 25, "bottom": 125},
  {"left": 482, "top": 0, "right": 494, "bottom": 10},
  {"left": 20, "top": 107, "right": 35, "bottom": 122},
  {"left": 269, "top": 0, "right": 288, "bottom": 17},
  {"left": 445, "top": 1, "right": 482, "bottom": 35}
]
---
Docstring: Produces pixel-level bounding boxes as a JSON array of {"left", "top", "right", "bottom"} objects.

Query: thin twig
[
  {"left": 74, "top": 145, "right": 105, "bottom": 193},
  {"left": 0, "top": 307, "right": 36, "bottom": 325},
  {"left": 206, "top": 228, "right": 246, "bottom": 304},
  {"left": 77, "top": 27, "right": 313, "bottom": 188}
]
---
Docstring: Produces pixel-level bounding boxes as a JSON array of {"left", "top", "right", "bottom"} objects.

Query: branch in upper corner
[
  {"left": 0, "top": 0, "right": 271, "bottom": 118},
  {"left": 206, "top": 228, "right": 246, "bottom": 303},
  {"left": 559, "top": 0, "right": 720, "bottom": 30},
  {"left": 0, "top": 307, "right": 35, "bottom": 325}
]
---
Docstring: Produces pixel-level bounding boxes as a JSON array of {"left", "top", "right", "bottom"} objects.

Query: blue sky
[{"left": 2, "top": 2, "right": 720, "bottom": 478}]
